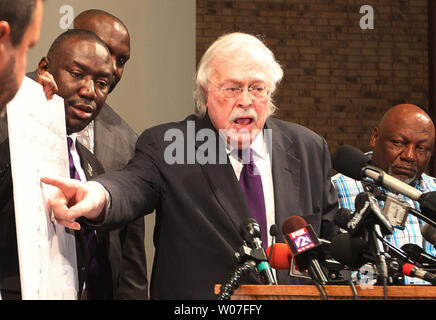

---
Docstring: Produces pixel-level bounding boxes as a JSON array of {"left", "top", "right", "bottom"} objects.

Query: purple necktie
[
  {"left": 67, "top": 137, "right": 80, "bottom": 181},
  {"left": 239, "top": 148, "right": 268, "bottom": 248},
  {"left": 67, "top": 137, "right": 105, "bottom": 299}
]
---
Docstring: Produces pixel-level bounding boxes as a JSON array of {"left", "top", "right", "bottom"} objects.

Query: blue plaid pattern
[{"left": 331, "top": 172, "right": 436, "bottom": 285}]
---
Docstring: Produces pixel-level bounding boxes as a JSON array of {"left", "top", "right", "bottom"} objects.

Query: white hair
[{"left": 193, "top": 32, "right": 284, "bottom": 117}]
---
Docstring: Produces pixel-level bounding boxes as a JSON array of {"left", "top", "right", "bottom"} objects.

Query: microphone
[
  {"left": 239, "top": 218, "right": 277, "bottom": 285},
  {"left": 332, "top": 145, "right": 436, "bottom": 222},
  {"left": 330, "top": 233, "right": 374, "bottom": 269},
  {"left": 401, "top": 262, "right": 436, "bottom": 285},
  {"left": 282, "top": 216, "right": 329, "bottom": 284},
  {"left": 401, "top": 243, "right": 436, "bottom": 267},
  {"left": 334, "top": 193, "right": 393, "bottom": 237},
  {"left": 267, "top": 224, "right": 279, "bottom": 262},
  {"left": 269, "top": 224, "right": 279, "bottom": 239},
  {"left": 266, "top": 243, "right": 292, "bottom": 270},
  {"left": 333, "top": 208, "right": 354, "bottom": 231},
  {"left": 421, "top": 223, "right": 436, "bottom": 247}
]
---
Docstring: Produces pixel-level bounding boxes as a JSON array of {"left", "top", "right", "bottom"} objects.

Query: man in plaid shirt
[{"left": 331, "top": 104, "right": 436, "bottom": 284}]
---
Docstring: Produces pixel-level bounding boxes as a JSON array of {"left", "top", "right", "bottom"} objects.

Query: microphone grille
[
  {"left": 331, "top": 145, "right": 370, "bottom": 180},
  {"left": 282, "top": 216, "right": 307, "bottom": 235},
  {"left": 421, "top": 223, "right": 436, "bottom": 246},
  {"left": 330, "top": 233, "right": 368, "bottom": 268},
  {"left": 333, "top": 208, "right": 353, "bottom": 229}
]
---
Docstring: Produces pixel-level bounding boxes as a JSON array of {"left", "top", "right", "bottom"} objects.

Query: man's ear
[
  {"left": 0, "top": 21, "right": 11, "bottom": 43},
  {"left": 369, "top": 127, "right": 379, "bottom": 148},
  {"left": 36, "top": 57, "right": 58, "bottom": 100},
  {"left": 0, "top": 21, "right": 12, "bottom": 58},
  {"left": 37, "top": 57, "right": 49, "bottom": 75}
]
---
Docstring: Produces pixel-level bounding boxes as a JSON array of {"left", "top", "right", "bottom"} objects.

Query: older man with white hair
[{"left": 42, "top": 32, "right": 339, "bottom": 299}]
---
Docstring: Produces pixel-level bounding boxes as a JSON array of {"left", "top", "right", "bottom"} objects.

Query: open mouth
[
  {"left": 71, "top": 104, "right": 94, "bottom": 119},
  {"left": 233, "top": 117, "right": 254, "bottom": 126}
]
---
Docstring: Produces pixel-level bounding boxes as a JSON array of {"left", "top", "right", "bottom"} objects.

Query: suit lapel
[
  {"left": 93, "top": 104, "right": 114, "bottom": 165},
  {"left": 76, "top": 141, "right": 105, "bottom": 180},
  {"left": 265, "top": 118, "right": 301, "bottom": 243},
  {"left": 195, "top": 114, "right": 252, "bottom": 235}
]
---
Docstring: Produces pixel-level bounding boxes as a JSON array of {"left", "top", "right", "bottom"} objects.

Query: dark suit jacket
[
  {"left": 92, "top": 113, "right": 339, "bottom": 299},
  {"left": 25, "top": 72, "right": 148, "bottom": 299}
]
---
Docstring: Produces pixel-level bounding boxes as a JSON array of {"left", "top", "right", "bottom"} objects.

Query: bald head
[
  {"left": 73, "top": 9, "right": 130, "bottom": 93},
  {"left": 370, "top": 104, "right": 435, "bottom": 184},
  {"left": 378, "top": 104, "right": 433, "bottom": 132}
]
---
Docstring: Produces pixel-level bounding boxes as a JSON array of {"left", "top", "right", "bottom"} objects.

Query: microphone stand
[{"left": 368, "top": 224, "right": 388, "bottom": 299}]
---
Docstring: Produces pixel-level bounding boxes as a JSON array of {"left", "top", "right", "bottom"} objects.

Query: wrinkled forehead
[
  {"left": 54, "top": 40, "right": 113, "bottom": 75},
  {"left": 208, "top": 51, "right": 273, "bottom": 84}
]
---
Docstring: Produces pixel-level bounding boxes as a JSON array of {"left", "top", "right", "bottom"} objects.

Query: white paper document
[{"left": 6, "top": 76, "right": 78, "bottom": 300}]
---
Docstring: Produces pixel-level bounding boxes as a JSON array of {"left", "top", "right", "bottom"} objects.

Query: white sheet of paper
[{"left": 6, "top": 76, "right": 78, "bottom": 300}]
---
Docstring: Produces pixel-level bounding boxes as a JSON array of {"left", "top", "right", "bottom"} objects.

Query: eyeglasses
[{"left": 208, "top": 81, "right": 269, "bottom": 100}]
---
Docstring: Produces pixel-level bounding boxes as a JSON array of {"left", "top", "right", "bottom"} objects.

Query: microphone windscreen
[
  {"left": 331, "top": 145, "right": 370, "bottom": 180},
  {"left": 354, "top": 192, "right": 370, "bottom": 211},
  {"left": 330, "top": 233, "right": 368, "bottom": 268},
  {"left": 401, "top": 243, "right": 424, "bottom": 262},
  {"left": 282, "top": 216, "right": 307, "bottom": 235},
  {"left": 401, "top": 243, "right": 436, "bottom": 264},
  {"left": 240, "top": 218, "right": 261, "bottom": 243},
  {"left": 401, "top": 263, "right": 415, "bottom": 277},
  {"left": 333, "top": 208, "right": 353, "bottom": 229},
  {"left": 266, "top": 243, "right": 292, "bottom": 270},
  {"left": 418, "top": 192, "right": 436, "bottom": 223},
  {"left": 421, "top": 223, "right": 436, "bottom": 246},
  {"left": 269, "top": 224, "right": 278, "bottom": 237}
]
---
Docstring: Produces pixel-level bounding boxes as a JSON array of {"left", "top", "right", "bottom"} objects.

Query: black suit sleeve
[{"left": 92, "top": 128, "right": 161, "bottom": 230}]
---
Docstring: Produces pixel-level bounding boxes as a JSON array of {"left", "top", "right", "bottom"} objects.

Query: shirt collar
[
  {"left": 67, "top": 133, "right": 79, "bottom": 147},
  {"left": 226, "top": 130, "right": 267, "bottom": 161}
]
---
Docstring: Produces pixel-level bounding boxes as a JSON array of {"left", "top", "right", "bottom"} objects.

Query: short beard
[{"left": 387, "top": 167, "right": 417, "bottom": 185}]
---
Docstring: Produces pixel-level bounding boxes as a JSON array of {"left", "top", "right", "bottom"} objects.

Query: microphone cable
[
  {"left": 348, "top": 279, "right": 359, "bottom": 300},
  {"left": 217, "top": 260, "right": 256, "bottom": 300}
]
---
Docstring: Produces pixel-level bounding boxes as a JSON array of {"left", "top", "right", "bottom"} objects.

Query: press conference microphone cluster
[
  {"left": 331, "top": 145, "right": 436, "bottom": 225},
  {"left": 332, "top": 199, "right": 436, "bottom": 286},
  {"left": 330, "top": 232, "right": 436, "bottom": 285}
]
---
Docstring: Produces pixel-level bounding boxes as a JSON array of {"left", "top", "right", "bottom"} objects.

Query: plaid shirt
[{"left": 331, "top": 170, "right": 436, "bottom": 285}]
